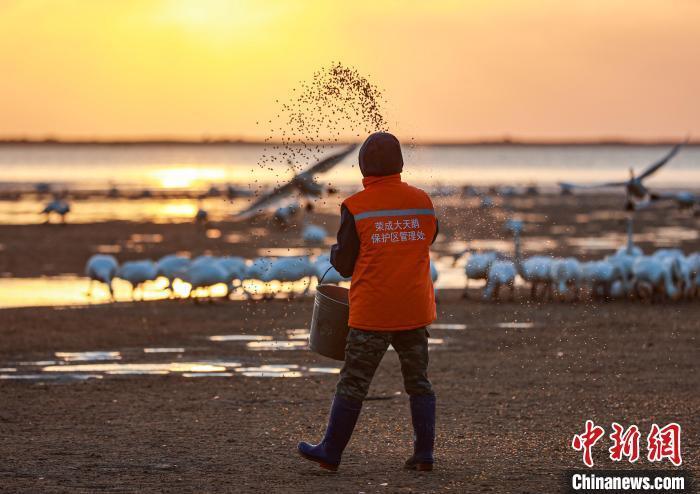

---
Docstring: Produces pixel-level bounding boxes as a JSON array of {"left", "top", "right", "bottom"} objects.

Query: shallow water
[
  {"left": 429, "top": 323, "right": 467, "bottom": 330},
  {"left": 208, "top": 335, "right": 272, "bottom": 342},
  {"left": 0, "top": 196, "right": 249, "bottom": 225},
  {"left": 55, "top": 351, "right": 121, "bottom": 362},
  {"left": 0, "top": 276, "right": 319, "bottom": 309},
  {"left": 0, "top": 359, "right": 340, "bottom": 381},
  {"left": 0, "top": 327, "right": 343, "bottom": 382},
  {"left": 246, "top": 340, "right": 309, "bottom": 351},
  {"left": 496, "top": 322, "right": 536, "bottom": 329},
  {"left": 2, "top": 143, "right": 699, "bottom": 191}
]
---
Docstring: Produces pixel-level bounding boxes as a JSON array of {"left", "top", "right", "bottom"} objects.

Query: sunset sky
[{"left": 1, "top": 0, "right": 699, "bottom": 141}]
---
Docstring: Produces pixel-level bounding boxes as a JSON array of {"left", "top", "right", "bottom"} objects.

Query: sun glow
[
  {"left": 0, "top": 1, "right": 699, "bottom": 140},
  {"left": 151, "top": 167, "right": 227, "bottom": 189}
]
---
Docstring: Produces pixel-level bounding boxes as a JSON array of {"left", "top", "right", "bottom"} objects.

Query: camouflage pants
[{"left": 336, "top": 327, "right": 433, "bottom": 402}]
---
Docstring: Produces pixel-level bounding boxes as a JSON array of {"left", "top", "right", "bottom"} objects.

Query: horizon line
[{"left": 0, "top": 136, "right": 695, "bottom": 146}]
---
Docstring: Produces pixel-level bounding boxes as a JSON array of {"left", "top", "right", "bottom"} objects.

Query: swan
[
  {"left": 605, "top": 225, "right": 643, "bottom": 298},
  {"left": 613, "top": 215, "right": 644, "bottom": 257},
  {"left": 243, "top": 257, "right": 274, "bottom": 297},
  {"left": 652, "top": 250, "right": 695, "bottom": 299},
  {"left": 115, "top": 260, "right": 158, "bottom": 300},
  {"left": 632, "top": 256, "right": 681, "bottom": 302},
  {"left": 195, "top": 202, "right": 208, "bottom": 225},
  {"left": 245, "top": 257, "right": 274, "bottom": 281},
  {"left": 155, "top": 255, "right": 191, "bottom": 291},
  {"left": 453, "top": 250, "right": 499, "bottom": 299},
  {"left": 549, "top": 257, "right": 583, "bottom": 301},
  {"left": 177, "top": 257, "right": 230, "bottom": 300},
  {"left": 314, "top": 254, "right": 349, "bottom": 284},
  {"left": 302, "top": 224, "right": 327, "bottom": 245},
  {"left": 557, "top": 142, "right": 685, "bottom": 200},
  {"left": 217, "top": 256, "right": 249, "bottom": 294},
  {"left": 263, "top": 256, "right": 317, "bottom": 298},
  {"left": 273, "top": 203, "right": 300, "bottom": 226},
  {"left": 85, "top": 254, "right": 119, "bottom": 299},
  {"left": 480, "top": 196, "right": 494, "bottom": 209},
  {"left": 42, "top": 198, "right": 71, "bottom": 224},
  {"left": 582, "top": 260, "right": 623, "bottom": 300},
  {"left": 509, "top": 218, "right": 553, "bottom": 300},
  {"left": 483, "top": 260, "right": 517, "bottom": 301},
  {"left": 218, "top": 256, "right": 248, "bottom": 282}
]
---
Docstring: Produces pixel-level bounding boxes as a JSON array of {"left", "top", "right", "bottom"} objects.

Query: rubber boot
[
  {"left": 298, "top": 394, "right": 362, "bottom": 471},
  {"left": 404, "top": 393, "right": 436, "bottom": 471}
]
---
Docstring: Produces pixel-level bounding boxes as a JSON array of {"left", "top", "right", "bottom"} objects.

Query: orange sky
[{"left": 1, "top": 0, "right": 699, "bottom": 141}]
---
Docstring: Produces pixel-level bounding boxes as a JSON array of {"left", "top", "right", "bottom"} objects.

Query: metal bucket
[{"left": 309, "top": 284, "right": 350, "bottom": 361}]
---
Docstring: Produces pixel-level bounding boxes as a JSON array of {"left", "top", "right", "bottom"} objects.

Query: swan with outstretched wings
[
  {"left": 557, "top": 141, "right": 687, "bottom": 200},
  {"left": 234, "top": 144, "right": 357, "bottom": 221}
]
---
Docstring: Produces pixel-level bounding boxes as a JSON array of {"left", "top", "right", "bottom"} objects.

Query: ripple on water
[
  {"left": 430, "top": 323, "right": 467, "bottom": 330},
  {"left": 246, "top": 341, "right": 308, "bottom": 351},
  {"left": 143, "top": 348, "right": 185, "bottom": 354},
  {"left": 42, "top": 362, "right": 236, "bottom": 374},
  {"left": 497, "top": 322, "right": 535, "bottom": 329},
  {"left": 286, "top": 329, "right": 310, "bottom": 340},
  {"left": 0, "top": 373, "right": 103, "bottom": 381},
  {"left": 208, "top": 335, "right": 273, "bottom": 342},
  {"left": 55, "top": 351, "right": 121, "bottom": 362}
]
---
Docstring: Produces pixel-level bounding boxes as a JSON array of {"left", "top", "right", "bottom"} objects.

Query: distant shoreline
[{"left": 0, "top": 138, "right": 695, "bottom": 147}]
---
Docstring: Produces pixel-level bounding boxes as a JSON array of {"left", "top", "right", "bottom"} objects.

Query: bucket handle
[{"left": 318, "top": 265, "right": 333, "bottom": 285}]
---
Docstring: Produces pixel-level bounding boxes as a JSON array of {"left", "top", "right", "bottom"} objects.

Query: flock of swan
[
  {"left": 85, "top": 252, "right": 350, "bottom": 301},
  {"left": 454, "top": 218, "right": 700, "bottom": 302},
  {"left": 85, "top": 212, "right": 699, "bottom": 304}
]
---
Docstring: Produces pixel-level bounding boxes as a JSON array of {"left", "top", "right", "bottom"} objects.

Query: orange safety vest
[{"left": 342, "top": 173, "right": 437, "bottom": 331}]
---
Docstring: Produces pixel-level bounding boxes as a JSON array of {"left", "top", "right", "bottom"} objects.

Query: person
[{"left": 298, "top": 132, "right": 438, "bottom": 472}]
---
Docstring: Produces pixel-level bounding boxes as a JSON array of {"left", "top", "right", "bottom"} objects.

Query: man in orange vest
[{"left": 298, "top": 132, "right": 438, "bottom": 472}]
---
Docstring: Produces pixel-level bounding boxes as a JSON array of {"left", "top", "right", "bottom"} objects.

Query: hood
[{"left": 358, "top": 132, "right": 404, "bottom": 177}]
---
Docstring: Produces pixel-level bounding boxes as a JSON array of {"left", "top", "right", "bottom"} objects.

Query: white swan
[
  {"left": 243, "top": 257, "right": 274, "bottom": 297},
  {"left": 509, "top": 219, "right": 553, "bottom": 300},
  {"left": 483, "top": 260, "right": 517, "bottom": 301},
  {"left": 115, "top": 260, "right": 158, "bottom": 300},
  {"left": 453, "top": 250, "right": 498, "bottom": 298},
  {"left": 605, "top": 232, "right": 643, "bottom": 298},
  {"left": 632, "top": 256, "right": 681, "bottom": 302},
  {"left": 614, "top": 215, "right": 643, "bottom": 257},
  {"left": 42, "top": 198, "right": 71, "bottom": 224},
  {"left": 582, "top": 260, "right": 623, "bottom": 300},
  {"left": 263, "top": 256, "right": 317, "bottom": 297},
  {"left": 302, "top": 224, "right": 327, "bottom": 245},
  {"left": 245, "top": 257, "right": 274, "bottom": 281},
  {"left": 218, "top": 256, "right": 248, "bottom": 284},
  {"left": 652, "top": 249, "right": 695, "bottom": 299},
  {"left": 195, "top": 207, "right": 208, "bottom": 224},
  {"left": 177, "top": 258, "right": 230, "bottom": 300},
  {"left": 156, "top": 255, "right": 191, "bottom": 291},
  {"left": 273, "top": 203, "right": 301, "bottom": 226},
  {"left": 85, "top": 254, "right": 119, "bottom": 299},
  {"left": 549, "top": 257, "right": 583, "bottom": 301}
]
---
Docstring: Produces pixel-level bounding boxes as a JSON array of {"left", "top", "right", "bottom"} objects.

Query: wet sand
[
  {"left": 1, "top": 192, "right": 699, "bottom": 492},
  {"left": 1, "top": 297, "right": 698, "bottom": 493}
]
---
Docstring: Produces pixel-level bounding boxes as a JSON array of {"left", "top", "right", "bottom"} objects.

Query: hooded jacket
[{"left": 330, "top": 133, "right": 438, "bottom": 330}]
